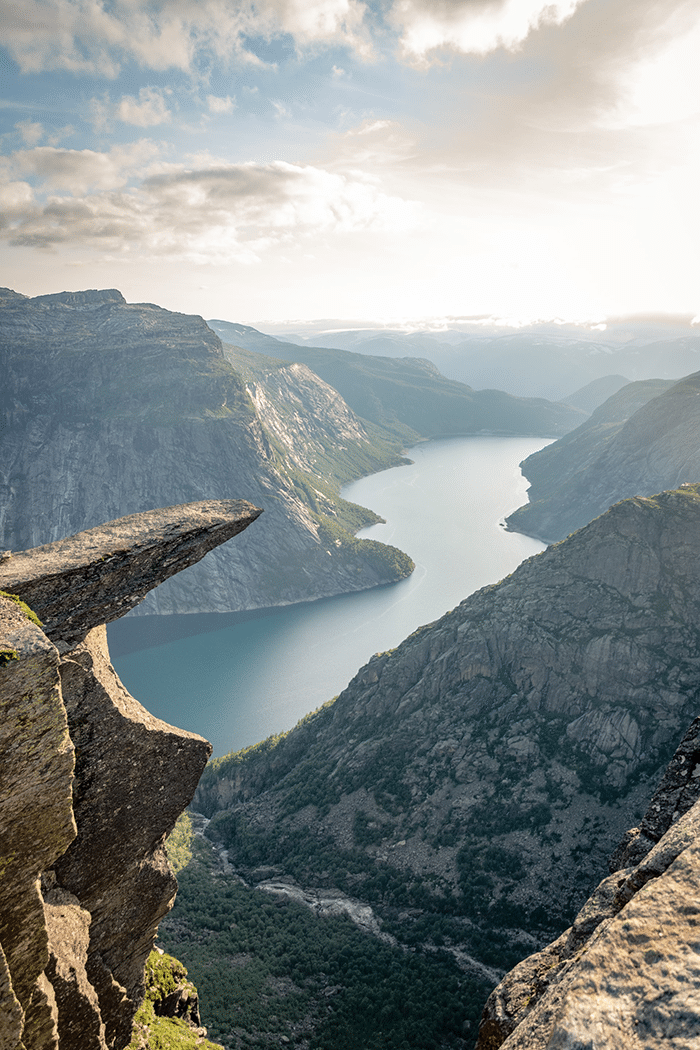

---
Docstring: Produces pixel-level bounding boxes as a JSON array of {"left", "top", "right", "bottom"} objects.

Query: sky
[{"left": 1, "top": 0, "right": 699, "bottom": 326}]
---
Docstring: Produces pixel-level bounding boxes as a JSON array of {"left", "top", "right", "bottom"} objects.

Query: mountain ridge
[{"left": 507, "top": 371, "right": 700, "bottom": 542}]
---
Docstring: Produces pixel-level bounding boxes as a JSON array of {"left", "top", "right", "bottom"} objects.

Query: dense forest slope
[
  {"left": 209, "top": 320, "right": 583, "bottom": 438},
  {"left": 507, "top": 372, "right": 700, "bottom": 542},
  {"left": 193, "top": 485, "right": 700, "bottom": 1000},
  {"left": 0, "top": 287, "right": 413, "bottom": 614}
]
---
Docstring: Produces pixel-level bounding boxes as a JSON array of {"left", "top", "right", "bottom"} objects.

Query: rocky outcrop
[
  {"left": 196, "top": 485, "right": 700, "bottom": 980},
  {"left": 0, "top": 500, "right": 261, "bottom": 650},
  {"left": 507, "top": 373, "right": 696, "bottom": 543},
  {"left": 0, "top": 289, "right": 412, "bottom": 616},
  {"left": 0, "top": 500, "right": 259, "bottom": 1049},
  {"left": 476, "top": 711, "right": 700, "bottom": 1049}
]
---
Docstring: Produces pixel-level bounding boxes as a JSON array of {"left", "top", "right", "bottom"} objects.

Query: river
[{"left": 108, "top": 435, "right": 549, "bottom": 756}]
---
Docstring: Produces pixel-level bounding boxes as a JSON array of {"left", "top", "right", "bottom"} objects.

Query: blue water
[{"left": 108, "top": 436, "right": 548, "bottom": 756}]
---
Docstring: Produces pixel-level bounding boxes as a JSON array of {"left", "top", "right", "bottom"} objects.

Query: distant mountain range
[
  {"left": 209, "top": 319, "right": 583, "bottom": 438},
  {"left": 233, "top": 317, "right": 700, "bottom": 402}
]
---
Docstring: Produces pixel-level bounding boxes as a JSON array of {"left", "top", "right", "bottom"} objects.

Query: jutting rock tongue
[
  {"left": 0, "top": 499, "right": 261, "bottom": 1050},
  {"left": 0, "top": 499, "right": 262, "bottom": 652}
]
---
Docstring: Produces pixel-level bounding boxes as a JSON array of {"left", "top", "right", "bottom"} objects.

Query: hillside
[
  {"left": 507, "top": 373, "right": 699, "bottom": 542},
  {"left": 190, "top": 485, "right": 700, "bottom": 1020},
  {"left": 0, "top": 288, "right": 413, "bottom": 614},
  {"left": 209, "top": 320, "right": 584, "bottom": 438}
]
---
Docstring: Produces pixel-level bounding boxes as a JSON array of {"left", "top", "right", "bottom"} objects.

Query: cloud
[
  {"left": 89, "top": 88, "right": 172, "bottom": 131},
  {"left": 387, "top": 0, "right": 588, "bottom": 62},
  {"left": 0, "top": 156, "right": 420, "bottom": 262},
  {"left": 9, "top": 142, "right": 161, "bottom": 194},
  {"left": 115, "top": 87, "right": 172, "bottom": 127},
  {"left": 0, "top": 0, "right": 372, "bottom": 76},
  {"left": 207, "top": 94, "right": 236, "bottom": 114},
  {"left": 15, "top": 120, "right": 44, "bottom": 146}
]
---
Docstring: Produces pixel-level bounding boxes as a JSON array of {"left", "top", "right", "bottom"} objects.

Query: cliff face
[
  {"left": 477, "top": 713, "right": 700, "bottom": 1049},
  {"left": 0, "top": 500, "right": 260, "bottom": 1049},
  {"left": 195, "top": 486, "right": 700, "bottom": 978},
  {"left": 0, "top": 288, "right": 411, "bottom": 616},
  {"left": 507, "top": 372, "right": 698, "bottom": 543}
]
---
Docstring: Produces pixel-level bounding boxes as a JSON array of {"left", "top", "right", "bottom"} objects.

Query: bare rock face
[
  {"left": 0, "top": 499, "right": 260, "bottom": 1049},
  {"left": 476, "top": 715, "right": 700, "bottom": 1050},
  {"left": 0, "top": 499, "right": 261, "bottom": 650},
  {"left": 0, "top": 288, "right": 411, "bottom": 616}
]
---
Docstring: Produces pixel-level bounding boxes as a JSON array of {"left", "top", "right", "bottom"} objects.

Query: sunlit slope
[
  {"left": 210, "top": 320, "right": 583, "bottom": 439},
  {"left": 507, "top": 373, "right": 698, "bottom": 542}
]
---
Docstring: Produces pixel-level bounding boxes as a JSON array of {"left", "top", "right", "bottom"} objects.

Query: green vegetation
[
  {"left": 0, "top": 648, "right": 19, "bottom": 666},
  {"left": 128, "top": 950, "right": 223, "bottom": 1050},
  {"left": 159, "top": 836, "right": 488, "bottom": 1050},
  {"left": 0, "top": 591, "right": 43, "bottom": 627},
  {"left": 166, "top": 813, "right": 194, "bottom": 874}
]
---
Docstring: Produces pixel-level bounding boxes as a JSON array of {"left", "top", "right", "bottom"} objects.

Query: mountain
[
  {"left": 240, "top": 319, "right": 700, "bottom": 401},
  {"left": 477, "top": 711, "right": 700, "bottom": 1048},
  {"left": 0, "top": 500, "right": 256, "bottom": 1050},
  {"left": 558, "top": 373, "right": 630, "bottom": 414},
  {"left": 506, "top": 373, "right": 697, "bottom": 542},
  {"left": 192, "top": 485, "right": 700, "bottom": 1005},
  {"left": 0, "top": 288, "right": 413, "bottom": 615},
  {"left": 208, "top": 319, "right": 584, "bottom": 438}
]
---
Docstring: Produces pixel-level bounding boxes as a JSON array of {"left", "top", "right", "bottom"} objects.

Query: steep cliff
[
  {"left": 195, "top": 485, "right": 700, "bottom": 985},
  {"left": 0, "top": 499, "right": 260, "bottom": 1049},
  {"left": 0, "top": 288, "right": 412, "bottom": 616},
  {"left": 476, "top": 712, "right": 700, "bottom": 1049},
  {"left": 210, "top": 320, "right": 584, "bottom": 438},
  {"left": 507, "top": 373, "right": 697, "bottom": 542}
]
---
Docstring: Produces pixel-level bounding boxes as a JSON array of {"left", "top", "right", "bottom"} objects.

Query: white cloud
[
  {"left": 271, "top": 100, "right": 293, "bottom": 120},
  {"left": 0, "top": 156, "right": 420, "bottom": 262},
  {"left": 388, "top": 0, "right": 588, "bottom": 62},
  {"left": 0, "top": 0, "right": 372, "bottom": 76},
  {"left": 9, "top": 142, "right": 161, "bottom": 194},
  {"left": 15, "top": 120, "right": 44, "bottom": 146},
  {"left": 89, "top": 88, "right": 172, "bottom": 131},
  {"left": 207, "top": 94, "right": 236, "bottom": 114},
  {"left": 603, "top": 6, "right": 700, "bottom": 128},
  {"left": 116, "top": 87, "right": 172, "bottom": 127}
]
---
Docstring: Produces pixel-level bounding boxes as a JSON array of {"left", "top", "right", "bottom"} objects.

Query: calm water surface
[{"left": 109, "top": 436, "right": 549, "bottom": 756}]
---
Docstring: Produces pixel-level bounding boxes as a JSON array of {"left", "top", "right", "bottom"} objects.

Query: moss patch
[{"left": 0, "top": 591, "right": 43, "bottom": 627}]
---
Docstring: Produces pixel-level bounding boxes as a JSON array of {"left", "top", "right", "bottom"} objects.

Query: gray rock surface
[
  {"left": 0, "top": 288, "right": 411, "bottom": 616},
  {"left": 0, "top": 499, "right": 258, "bottom": 1048},
  {"left": 0, "top": 499, "right": 261, "bottom": 650},
  {"left": 476, "top": 782, "right": 700, "bottom": 1049},
  {"left": 196, "top": 484, "right": 700, "bottom": 982},
  {"left": 507, "top": 372, "right": 699, "bottom": 543}
]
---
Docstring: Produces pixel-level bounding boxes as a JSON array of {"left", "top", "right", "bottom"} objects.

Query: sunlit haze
[{"left": 2, "top": 0, "right": 699, "bottom": 325}]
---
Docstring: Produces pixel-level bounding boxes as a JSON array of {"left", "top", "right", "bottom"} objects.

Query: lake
[{"left": 108, "top": 435, "right": 549, "bottom": 756}]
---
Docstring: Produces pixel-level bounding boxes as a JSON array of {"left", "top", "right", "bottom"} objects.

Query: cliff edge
[{"left": 0, "top": 499, "right": 261, "bottom": 1050}]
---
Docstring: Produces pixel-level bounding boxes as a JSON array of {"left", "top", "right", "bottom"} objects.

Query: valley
[{"left": 3, "top": 287, "right": 700, "bottom": 1050}]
